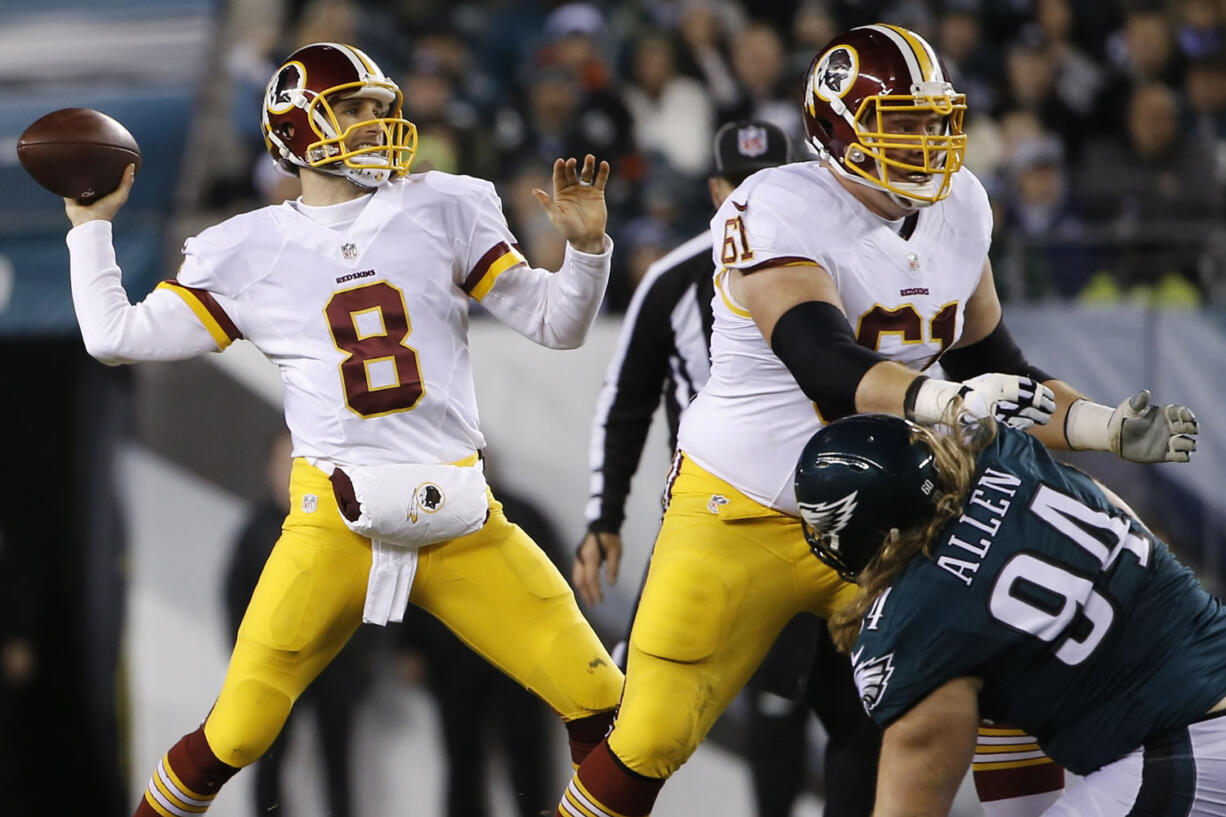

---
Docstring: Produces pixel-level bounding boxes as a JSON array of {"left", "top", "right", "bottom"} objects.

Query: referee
[{"left": 573, "top": 121, "right": 880, "bottom": 817}]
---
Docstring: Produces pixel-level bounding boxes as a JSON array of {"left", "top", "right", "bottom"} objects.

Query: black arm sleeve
[
  {"left": 938, "top": 319, "right": 1053, "bottom": 383},
  {"left": 769, "top": 300, "right": 885, "bottom": 420}
]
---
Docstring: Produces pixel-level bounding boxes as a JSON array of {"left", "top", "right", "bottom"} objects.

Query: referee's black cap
[{"left": 713, "top": 120, "right": 791, "bottom": 178}]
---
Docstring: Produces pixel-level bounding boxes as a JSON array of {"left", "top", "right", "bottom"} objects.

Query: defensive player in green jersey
[{"left": 795, "top": 413, "right": 1226, "bottom": 817}]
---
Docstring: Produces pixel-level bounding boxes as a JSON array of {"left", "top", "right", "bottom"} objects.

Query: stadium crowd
[{"left": 203, "top": 0, "right": 1226, "bottom": 308}]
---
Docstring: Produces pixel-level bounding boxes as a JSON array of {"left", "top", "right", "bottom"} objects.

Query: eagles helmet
[
  {"left": 802, "top": 24, "right": 967, "bottom": 208},
  {"left": 262, "top": 42, "right": 417, "bottom": 188},
  {"left": 794, "top": 414, "right": 940, "bottom": 581}
]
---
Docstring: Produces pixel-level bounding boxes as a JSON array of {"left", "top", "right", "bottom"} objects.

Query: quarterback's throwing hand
[
  {"left": 572, "top": 530, "right": 621, "bottom": 606},
  {"left": 64, "top": 162, "right": 136, "bottom": 227},
  {"left": 533, "top": 154, "right": 610, "bottom": 255},
  {"left": 1110, "top": 390, "right": 1198, "bottom": 463},
  {"left": 961, "top": 373, "right": 1056, "bottom": 431}
]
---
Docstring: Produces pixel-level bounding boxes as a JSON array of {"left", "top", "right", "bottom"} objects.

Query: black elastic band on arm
[
  {"left": 770, "top": 301, "right": 884, "bottom": 420},
  {"left": 938, "top": 319, "right": 1053, "bottom": 383}
]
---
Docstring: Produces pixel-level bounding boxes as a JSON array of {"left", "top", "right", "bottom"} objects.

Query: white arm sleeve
[
  {"left": 66, "top": 220, "right": 219, "bottom": 365},
  {"left": 479, "top": 236, "right": 613, "bottom": 350}
]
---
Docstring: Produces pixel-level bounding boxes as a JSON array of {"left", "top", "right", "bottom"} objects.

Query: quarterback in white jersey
[
  {"left": 554, "top": 24, "right": 1199, "bottom": 817},
  {"left": 62, "top": 43, "right": 626, "bottom": 817}
]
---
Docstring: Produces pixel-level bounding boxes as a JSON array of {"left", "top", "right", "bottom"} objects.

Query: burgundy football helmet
[
  {"left": 803, "top": 24, "right": 966, "bottom": 208},
  {"left": 262, "top": 42, "right": 417, "bottom": 188}
]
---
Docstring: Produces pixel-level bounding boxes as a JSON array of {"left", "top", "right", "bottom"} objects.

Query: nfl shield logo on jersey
[
  {"left": 737, "top": 125, "right": 769, "bottom": 158},
  {"left": 341, "top": 242, "right": 358, "bottom": 260}
]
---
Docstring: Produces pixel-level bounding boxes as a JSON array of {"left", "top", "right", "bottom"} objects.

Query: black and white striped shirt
[{"left": 585, "top": 233, "right": 716, "bottom": 533}]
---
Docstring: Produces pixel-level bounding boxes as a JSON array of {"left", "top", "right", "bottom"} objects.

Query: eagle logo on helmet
[
  {"left": 816, "top": 46, "right": 858, "bottom": 101},
  {"left": 799, "top": 489, "right": 859, "bottom": 542}
]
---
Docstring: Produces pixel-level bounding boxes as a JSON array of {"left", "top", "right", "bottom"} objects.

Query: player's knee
[
  {"left": 608, "top": 713, "right": 696, "bottom": 779},
  {"left": 630, "top": 555, "right": 736, "bottom": 663},
  {"left": 544, "top": 620, "right": 624, "bottom": 713},
  {"left": 204, "top": 679, "right": 294, "bottom": 768}
]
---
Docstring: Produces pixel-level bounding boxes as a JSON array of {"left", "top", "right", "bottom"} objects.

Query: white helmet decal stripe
[
  {"left": 863, "top": 24, "right": 924, "bottom": 86},
  {"left": 316, "top": 41, "right": 381, "bottom": 81},
  {"left": 883, "top": 24, "right": 942, "bottom": 82}
]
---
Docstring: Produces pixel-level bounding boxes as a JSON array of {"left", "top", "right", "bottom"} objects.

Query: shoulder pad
[
  {"left": 421, "top": 170, "right": 498, "bottom": 201},
  {"left": 179, "top": 208, "right": 274, "bottom": 295}
]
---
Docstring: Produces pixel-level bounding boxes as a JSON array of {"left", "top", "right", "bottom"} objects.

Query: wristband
[
  {"left": 905, "top": 377, "right": 969, "bottom": 424},
  {"left": 1063, "top": 398, "right": 1114, "bottom": 451}
]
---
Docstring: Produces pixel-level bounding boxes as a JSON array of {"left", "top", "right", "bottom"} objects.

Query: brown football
[{"left": 17, "top": 108, "right": 142, "bottom": 202}]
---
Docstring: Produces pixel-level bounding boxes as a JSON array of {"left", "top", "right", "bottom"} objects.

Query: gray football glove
[
  {"left": 962, "top": 373, "right": 1057, "bottom": 431},
  {"left": 1109, "top": 390, "right": 1199, "bottom": 463}
]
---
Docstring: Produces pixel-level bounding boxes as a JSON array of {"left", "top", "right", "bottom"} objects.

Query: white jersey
[
  {"left": 677, "top": 161, "right": 992, "bottom": 515},
  {"left": 67, "top": 171, "right": 611, "bottom": 468}
]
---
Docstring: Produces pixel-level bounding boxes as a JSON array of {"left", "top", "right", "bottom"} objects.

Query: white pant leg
[
  {"left": 1042, "top": 751, "right": 1142, "bottom": 817},
  {"left": 1042, "top": 714, "right": 1226, "bottom": 817},
  {"left": 1190, "top": 715, "right": 1226, "bottom": 816}
]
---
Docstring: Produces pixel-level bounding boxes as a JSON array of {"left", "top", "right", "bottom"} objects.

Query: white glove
[
  {"left": 905, "top": 374, "right": 1055, "bottom": 431},
  {"left": 961, "top": 373, "right": 1057, "bottom": 431},
  {"left": 1065, "top": 391, "right": 1198, "bottom": 462}
]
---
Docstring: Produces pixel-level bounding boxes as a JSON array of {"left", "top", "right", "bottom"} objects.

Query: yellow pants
[
  {"left": 203, "top": 458, "right": 624, "bottom": 767},
  {"left": 608, "top": 455, "right": 856, "bottom": 779}
]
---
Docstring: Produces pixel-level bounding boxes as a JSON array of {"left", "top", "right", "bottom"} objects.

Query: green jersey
[{"left": 851, "top": 426, "right": 1226, "bottom": 775}]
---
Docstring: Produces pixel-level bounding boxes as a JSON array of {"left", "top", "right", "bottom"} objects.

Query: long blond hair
[{"left": 828, "top": 416, "right": 997, "bottom": 652}]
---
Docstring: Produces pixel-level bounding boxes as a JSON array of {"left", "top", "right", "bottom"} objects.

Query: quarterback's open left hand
[
  {"left": 1110, "top": 390, "right": 1198, "bottom": 463},
  {"left": 961, "top": 373, "right": 1056, "bottom": 431},
  {"left": 533, "top": 154, "right": 610, "bottom": 255}
]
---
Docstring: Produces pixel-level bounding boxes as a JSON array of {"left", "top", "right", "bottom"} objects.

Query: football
[{"left": 16, "top": 108, "right": 142, "bottom": 202}]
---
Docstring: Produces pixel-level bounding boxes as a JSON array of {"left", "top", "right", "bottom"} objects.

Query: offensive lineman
[
  {"left": 62, "top": 43, "right": 625, "bottom": 817},
  {"left": 555, "top": 23, "right": 1197, "bottom": 817}
]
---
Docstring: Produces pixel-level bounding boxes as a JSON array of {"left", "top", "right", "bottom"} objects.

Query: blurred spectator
[
  {"left": 1175, "top": 0, "right": 1226, "bottom": 60},
  {"left": 994, "top": 135, "right": 1101, "bottom": 298},
  {"left": 936, "top": 5, "right": 1002, "bottom": 114},
  {"left": 516, "top": 3, "right": 642, "bottom": 225},
  {"left": 1076, "top": 81, "right": 1222, "bottom": 296},
  {"left": 676, "top": 0, "right": 748, "bottom": 116},
  {"left": 1183, "top": 51, "right": 1226, "bottom": 144},
  {"left": 223, "top": 432, "right": 378, "bottom": 817},
  {"left": 720, "top": 22, "right": 804, "bottom": 140},
  {"left": 400, "top": 52, "right": 494, "bottom": 177},
  {"left": 1096, "top": 4, "right": 1184, "bottom": 134},
  {"left": 1026, "top": 0, "right": 1107, "bottom": 125},
  {"left": 397, "top": 472, "right": 563, "bottom": 817},
  {"left": 624, "top": 29, "right": 715, "bottom": 179},
  {"left": 996, "top": 39, "right": 1091, "bottom": 157}
]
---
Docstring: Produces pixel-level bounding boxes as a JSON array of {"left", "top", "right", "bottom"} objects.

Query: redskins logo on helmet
[
  {"left": 262, "top": 42, "right": 417, "bottom": 188},
  {"left": 803, "top": 24, "right": 967, "bottom": 209}
]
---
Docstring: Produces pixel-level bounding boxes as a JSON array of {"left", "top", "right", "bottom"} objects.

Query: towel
[{"left": 329, "top": 460, "right": 489, "bottom": 625}]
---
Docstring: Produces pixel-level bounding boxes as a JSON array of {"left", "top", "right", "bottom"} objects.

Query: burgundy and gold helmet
[
  {"left": 262, "top": 42, "right": 417, "bottom": 188},
  {"left": 803, "top": 24, "right": 966, "bottom": 208}
]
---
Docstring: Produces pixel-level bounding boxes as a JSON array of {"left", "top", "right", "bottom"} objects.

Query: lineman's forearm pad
[{"left": 770, "top": 301, "right": 884, "bottom": 420}]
